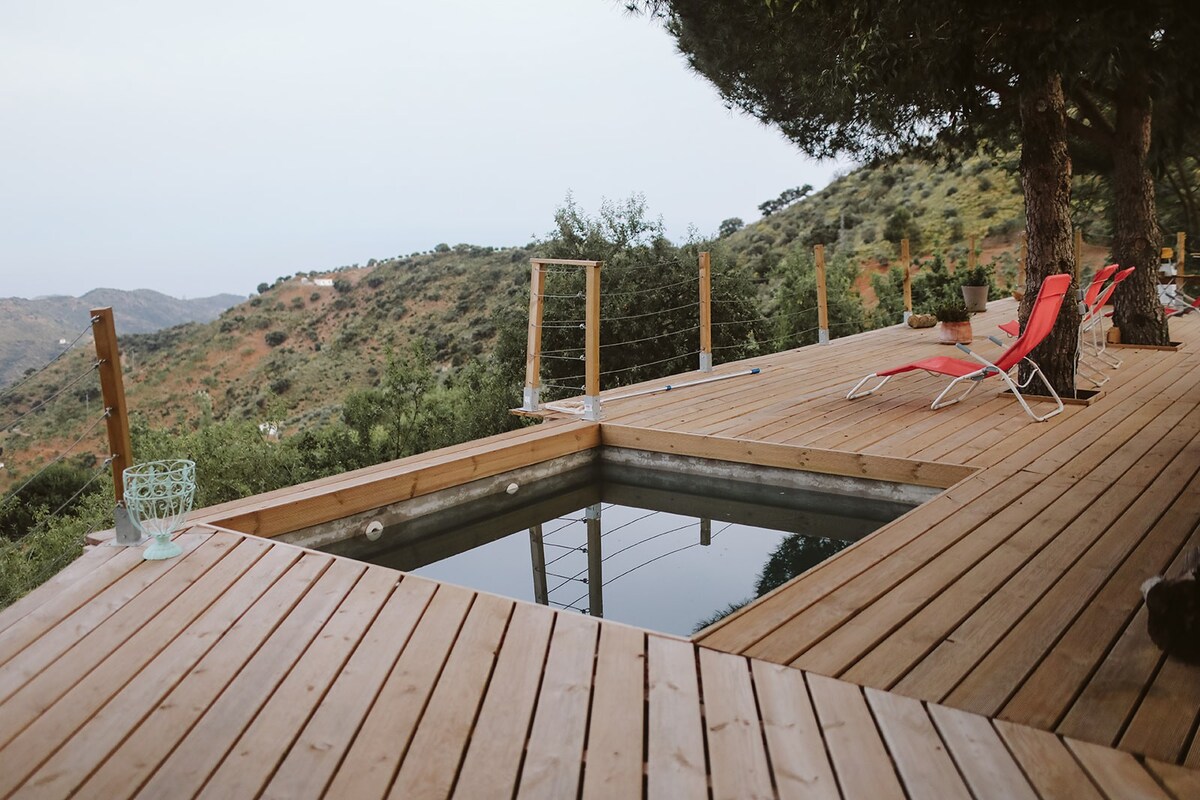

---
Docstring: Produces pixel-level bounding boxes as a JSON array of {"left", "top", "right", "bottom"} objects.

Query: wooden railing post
[
  {"left": 967, "top": 235, "right": 977, "bottom": 273},
  {"left": 91, "top": 308, "right": 133, "bottom": 502},
  {"left": 1019, "top": 233, "right": 1028, "bottom": 290},
  {"left": 92, "top": 307, "right": 142, "bottom": 545},
  {"left": 583, "top": 261, "right": 602, "bottom": 421},
  {"left": 523, "top": 260, "right": 547, "bottom": 411},
  {"left": 698, "top": 251, "right": 712, "bottom": 372},
  {"left": 586, "top": 503, "right": 603, "bottom": 617},
  {"left": 815, "top": 244, "right": 830, "bottom": 344},
  {"left": 901, "top": 238, "right": 912, "bottom": 322},
  {"left": 528, "top": 524, "right": 548, "bottom": 606},
  {"left": 1074, "top": 227, "right": 1084, "bottom": 283},
  {"left": 1177, "top": 231, "right": 1187, "bottom": 273}
]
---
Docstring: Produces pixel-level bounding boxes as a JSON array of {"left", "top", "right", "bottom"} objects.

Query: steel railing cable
[
  {"left": 38, "top": 456, "right": 113, "bottom": 524},
  {"left": 711, "top": 327, "right": 820, "bottom": 352},
  {"left": 557, "top": 521, "right": 735, "bottom": 610},
  {"left": 600, "top": 325, "right": 701, "bottom": 350},
  {"left": 0, "top": 410, "right": 111, "bottom": 509},
  {"left": 599, "top": 351, "right": 700, "bottom": 378},
  {"left": 600, "top": 300, "right": 700, "bottom": 324},
  {"left": 0, "top": 320, "right": 96, "bottom": 402},
  {"left": 600, "top": 276, "right": 699, "bottom": 299},
  {"left": 1, "top": 361, "right": 101, "bottom": 432}
]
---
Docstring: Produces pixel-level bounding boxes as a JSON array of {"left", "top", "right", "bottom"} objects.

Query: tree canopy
[{"left": 639, "top": 0, "right": 1199, "bottom": 378}]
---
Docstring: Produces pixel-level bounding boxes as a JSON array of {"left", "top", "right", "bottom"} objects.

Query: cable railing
[{"left": 0, "top": 308, "right": 137, "bottom": 545}]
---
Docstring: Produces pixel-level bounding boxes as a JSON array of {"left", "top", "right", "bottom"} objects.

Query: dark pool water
[{"left": 325, "top": 463, "right": 915, "bottom": 636}]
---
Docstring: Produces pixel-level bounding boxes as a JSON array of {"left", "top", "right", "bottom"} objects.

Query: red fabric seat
[{"left": 847, "top": 273, "right": 1073, "bottom": 422}]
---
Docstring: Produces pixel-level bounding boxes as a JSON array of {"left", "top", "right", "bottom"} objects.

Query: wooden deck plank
[
  {"left": 0, "top": 543, "right": 122, "bottom": 635},
  {"left": 806, "top": 672, "right": 906, "bottom": 800},
  {"left": 136, "top": 558, "right": 365, "bottom": 799},
  {"left": 927, "top": 703, "right": 1038, "bottom": 800},
  {"left": 581, "top": 623, "right": 646, "bottom": 800},
  {"left": 701, "top": 472, "right": 1036, "bottom": 658},
  {"left": 699, "top": 648, "right": 774, "bottom": 800},
  {"left": 453, "top": 603, "right": 555, "bottom": 799},
  {"left": 388, "top": 593, "right": 513, "bottom": 800},
  {"left": 198, "top": 565, "right": 399, "bottom": 799},
  {"left": 764, "top": 471, "right": 1058, "bottom": 667},
  {"left": 324, "top": 584, "right": 473, "bottom": 799},
  {"left": 0, "top": 532, "right": 207, "bottom": 678},
  {"left": 943, "top": 428, "right": 1200, "bottom": 717},
  {"left": 864, "top": 688, "right": 973, "bottom": 799},
  {"left": 41, "top": 545, "right": 312, "bottom": 800},
  {"left": 0, "top": 533, "right": 234, "bottom": 753},
  {"left": 843, "top": 474, "right": 1131, "bottom": 689},
  {"left": 1144, "top": 759, "right": 1200, "bottom": 800},
  {"left": 750, "top": 659, "right": 840, "bottom": 800},
  {"left": 995, "top": 719, "right": 1105, "bottom": 800},
  {"left": 1004, "top": 463, "right": 1200, "bottom": 733},
  {"left": 260, "top": 574, "right": 437, "bottom": 800},
  {"left": 1119, "top": 655, "right": 1200, "bottom": 766},
  {"left": 516, "top": 611, "right": 600, "bottom": 800},
  {"left": 0, "top": 535, "right": 257, "bottom": 796},
  {"left": 1065, "top": 738, "right": 1174, "bottom": 800},
  {"left": 646, "top": 634, "right": 708, "bottom": 799}
]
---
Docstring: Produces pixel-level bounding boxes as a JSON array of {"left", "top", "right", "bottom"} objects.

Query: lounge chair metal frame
[{"left": 848, "top": 273, "right": 1072, "bottom": 423}]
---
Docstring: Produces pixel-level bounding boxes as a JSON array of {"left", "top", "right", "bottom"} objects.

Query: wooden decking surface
[
  {"left": 1, "top": 527, "right": 1196, "bottom": 799},
  {"left": 608, "top": 301, "right": 1200, "bottom": 769},
  {"left": 2, "top": 297, "right": 1198, "bottom": 797}
]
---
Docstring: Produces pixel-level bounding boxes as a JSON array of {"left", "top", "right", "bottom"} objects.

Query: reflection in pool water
[{"left": 323, "top": 463, "right": 914, "bottom": 636}]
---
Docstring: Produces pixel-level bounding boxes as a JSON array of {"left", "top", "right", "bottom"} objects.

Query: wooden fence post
[
  {"left": 815, "top": 244, "right": 830, "bottom": 344},
  {"left": 698, "top": 251, "right": 712, "bottom": 372},
  {"left": 523, "top": 260, "right": 546, "bottom": 411},
  {"left": 91, "top": 308, "right": 133, "bottom": 503},
  {"left": 1019, "top": 233, "right": 1028, "bottom": 289},
  {"left": 1074, "top": 227, "right": 1083, "bottom": 283},
  {"left": 586, "top": 503, "right": 603, "bottom": 617},
  {"left": 967, "top": 235, "right": 977, "bottom": 273},
  {"left": 92, "top": 307, "right": 143, "bottom": 545},
  {"left": 901, "top": 238, "right": 912, "bottom": 322},
  {"left": 583, "top": 261, "right": 602, "bottom": 421},
  {"left": 1178, "top": 231, "right": 1187, "bottom": 273}
]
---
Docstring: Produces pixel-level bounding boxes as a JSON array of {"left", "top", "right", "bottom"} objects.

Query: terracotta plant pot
[
  {"left": 938, "top": 320, "right": 973, "bottom": 345},
  {"left": 961, "top": 285, "right": 988, "bottom": 312}
]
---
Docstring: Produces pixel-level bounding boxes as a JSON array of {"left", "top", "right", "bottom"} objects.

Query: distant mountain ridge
[{"left": 0, "top": 288, "right": 244, "bottom": 389}]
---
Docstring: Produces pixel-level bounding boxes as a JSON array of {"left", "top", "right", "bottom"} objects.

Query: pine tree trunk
[
  {"left": 1111, "top": 69, "right": 1170, "bottom": 345},
  {"left": 1018, "top": 70, "right": 1080, "bottom": 395}
]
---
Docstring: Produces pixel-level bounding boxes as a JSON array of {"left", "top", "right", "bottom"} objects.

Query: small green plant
[
  {"left": 935, "top": 303, "right": 971, "bottom": 323},
  {"left": 960, "top": 263, "right": 991, "bottom": 287}
]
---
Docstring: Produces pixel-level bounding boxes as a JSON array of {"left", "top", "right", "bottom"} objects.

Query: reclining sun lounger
[{"left": 847, "top": 273, "right": 1072, "bottom": 422}]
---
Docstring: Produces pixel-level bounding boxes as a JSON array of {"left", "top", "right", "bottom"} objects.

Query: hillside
[
  {"left": 1, "top": 150, "right": 1121, "bottom": 493},
  {"left": 0, "top": 289, "right": 244, "bottom": 389},
  {"left": 720, "top": 150, "right": 1113, "bottom": 302}
]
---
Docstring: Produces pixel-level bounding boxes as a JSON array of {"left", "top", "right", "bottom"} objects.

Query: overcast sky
[{"left": 0, "top": 1, "right": 844, "bottom": 300}]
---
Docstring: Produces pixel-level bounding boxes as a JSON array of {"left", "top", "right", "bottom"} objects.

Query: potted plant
[
  {"left": 935, "top": 302, "right": 973, "bottom": 344},
  {"left": 960, "top": 263, "right": 991, "bottom": 312}
]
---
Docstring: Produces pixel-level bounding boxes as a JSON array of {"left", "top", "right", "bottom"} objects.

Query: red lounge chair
[
  {"left": 999, "top": 263, "right": 1117, "bottom": 338},
  {"left": 848, "top": 273, "right": 1072, "bottom": 422},
  {"left": 1082, "top": 266, "right": 1136, "bottom": 372}
]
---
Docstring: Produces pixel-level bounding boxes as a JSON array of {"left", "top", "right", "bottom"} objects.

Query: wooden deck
[
  {"left": 2, "top": 526, "right": 1197, "bottom": 799},
  {"left": 2, "top": 297, "right": 1198, "bottom": 796}
]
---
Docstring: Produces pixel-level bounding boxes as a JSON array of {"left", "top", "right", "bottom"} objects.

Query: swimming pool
[{"left": 315, "top": 451, "right": 922, "bottom": 635}]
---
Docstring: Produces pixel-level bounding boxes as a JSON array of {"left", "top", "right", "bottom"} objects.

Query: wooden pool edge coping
[{"left": 88, "top": 421, "right": 976, "bottom": 545}]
